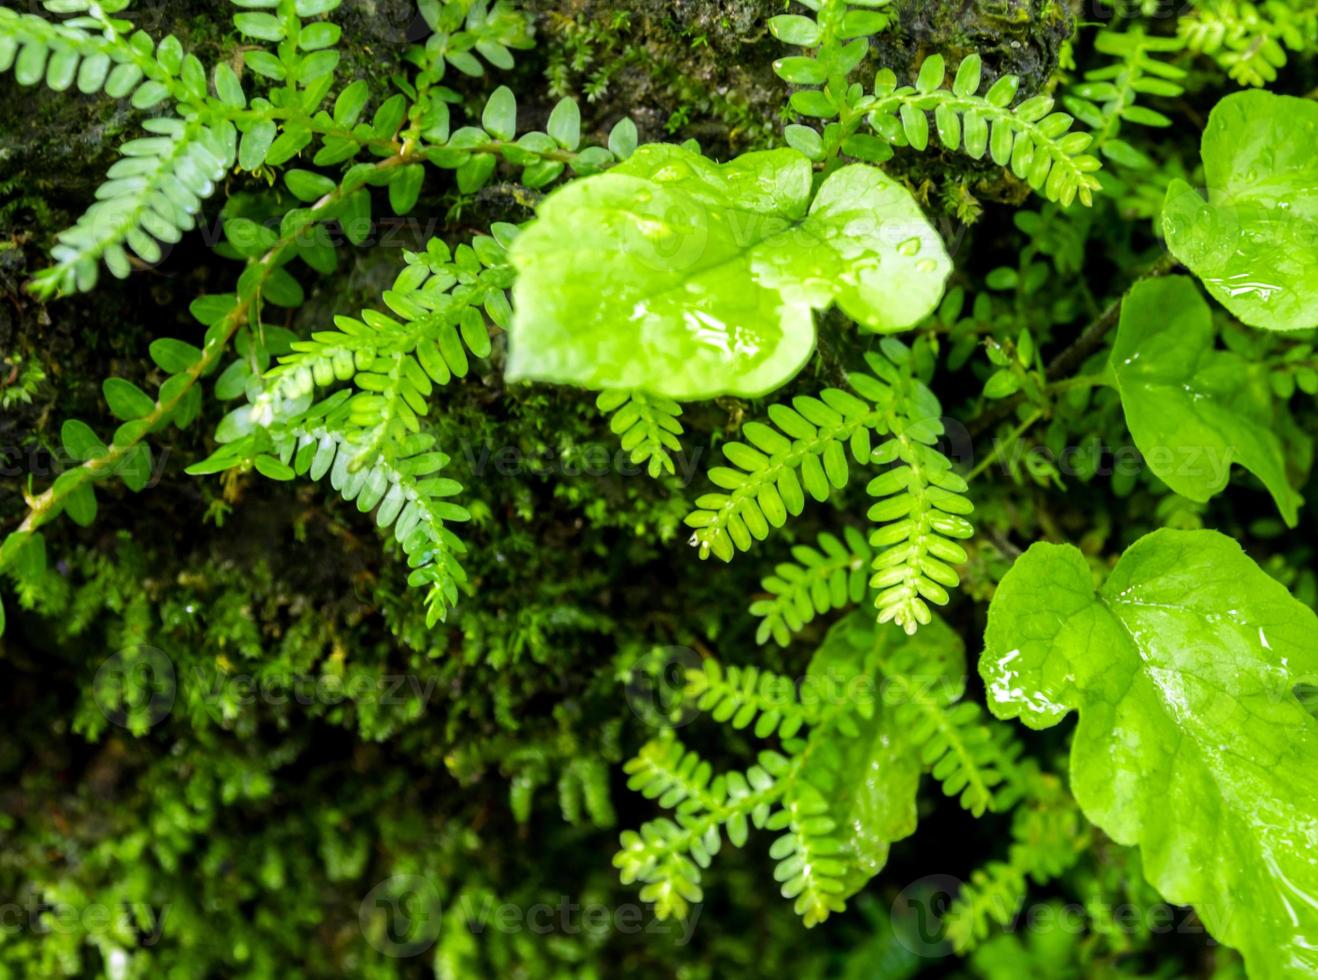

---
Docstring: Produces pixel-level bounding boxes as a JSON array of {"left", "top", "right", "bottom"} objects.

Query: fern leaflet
[
  {"left": 596, "top": 390, "right": 685, "bottom": 478},
  {"left": 688, "top": 339, "right": 975, "bottom": 635},
  {"left": 865, "top": 53, "right": 1103, "bottom": 206},
  {"left": 1179, "top": 0, "right": 1318, "bottom": 88},
  {"left": 750, "top": 527, "right": 873, "bottom": 647},
  {"left": 1063, "top": 29, "right": 1187, "bottom": 171}
]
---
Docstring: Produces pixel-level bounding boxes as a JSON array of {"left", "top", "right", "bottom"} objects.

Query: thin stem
[
  {"left": 1046, "top": 372, "right": 1112, "bottom": 394},
  {"left": 968, "top": 408, "right": 1043, "bottom": 481},
  {"left": 968, "top": 251, "right": 1179, "bottom": 436},
  {"left": 1, "top": 152, "right": 419, "bottom": 562}
]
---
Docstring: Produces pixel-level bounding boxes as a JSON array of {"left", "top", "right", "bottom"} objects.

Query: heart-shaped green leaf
[
  {"left": 803, "top": 610, "right": 930, "bottom": 893},
  {"left": 983, "top": 529, "right": 1318, "bottom": 979},
  {"left": 1162, "top": 90, "right": 1318, "bottom": 331},
  {"left": 507, "top": 144, "right": 950, "bottom": 399},
  {"left": 1112, "top": 275, "right": 1302, "bottom": 525}
]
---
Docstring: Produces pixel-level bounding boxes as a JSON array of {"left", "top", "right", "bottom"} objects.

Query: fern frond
[
  {"left": 686, "top": 392, "right": 883, "bottom": 561},
  {"left": 596, "top": 390, "right": 684, "bottom": 478},
  {"left": 1, "top": 3, "right": 258, "bottom": 295},
  {"left": 285, "top": 422, "right": 470, "bottom": 625},
  {"left": 192, "top": 398, "right": 471, "bottom": 624},
  {"left": 873, "top": 631, "right": 1016, "bottom": 817},
  {"left": 616, "top": 613, "right": 984, "bottom": 927},
  {"left": 684, "top": 660, "right": 824, "bottom": 739},
  {"left": 0, "top": 6, "right": 132, "bottom": 95},
  {"left": 944, "top": 859, "right": 1027, "bottom": 952},
  {"left": 1063, "top": 29, "right": 1187, "bottom": 170},
  {"left": 852, "top": 344, "right": 974, "bottom": 635},
  {"left": 242, "top": 235, "right": 510, "bottom": 431},
  {"left": 858, "top": 361, "right": 974, "bottom": 635},
  {"left": 623, "top": 734, "right": 726, "bottom": 813},
  {"left": 751, "top": 527, "right": 873, "bottom": 647},
  {"left": 687, "top": 340, "right": 975, "bottom": 635},
  {"left": 866, "top": 53, "right": 1103, "bottom": 206},
  {"left": 617, "top": 817, "right": 709, "bottom": 921},
  {"left": 192, "top": 234, "right": 500, "bottom": 625},
  {"left": 1179, "top": 0, "right": 1317, "bottom": 88},
  {"left": 615, "top": 737, "right": 790, "bottom": 919},
  {"left": 767, "top": 779, "right": 849, "bottom": 926},
  {"left": 31, "top": 116, "right": 234, "bottom": 296}
]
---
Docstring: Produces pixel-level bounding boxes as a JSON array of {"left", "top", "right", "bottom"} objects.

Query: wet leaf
[
  {"left": 1162, "top": 91, "right": 1318, "bottom": 331},
  {"left": 507, "top": 144, "right": 950, "bottom": 399},
  {"left": 1112, "top": 276, "right": 1301, "bottom": 525},
  {"left": 983, "top": 529, "right": 1318, "bottom": 978}
]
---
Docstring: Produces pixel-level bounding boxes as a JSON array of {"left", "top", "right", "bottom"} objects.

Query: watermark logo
[
  {"left": 360, "top": 874, "right": 444, "bottom": 958},
  {"left": 624, "top": 644, "right": 703, "bottom": 729},
  {"left": 890, "top": 874, "right": 961, "bottom": 958},
  {"left": 92, "top": 645, "right": 176, "bottom": 731}
]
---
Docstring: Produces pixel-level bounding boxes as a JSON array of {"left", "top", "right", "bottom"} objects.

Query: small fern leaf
[
  {"left": 868, "top": 52, "right": 1103, "bottom": 206},
  {"left": 596, "top": 389, "right": 684, "bottom": 478},
  {"left": 751, "top": 526, "right": 873, "bottom": 646},
  {"left": 32, "top": 116, "right": 234, "bottom": 296}
]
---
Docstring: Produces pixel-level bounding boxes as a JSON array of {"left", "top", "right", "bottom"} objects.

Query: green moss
[
  {"left": 531, "top": 0, "right": 783, "bottom": 154},
  {"left": 6, "top": 1, "right": 1304, "bottom": 976}
]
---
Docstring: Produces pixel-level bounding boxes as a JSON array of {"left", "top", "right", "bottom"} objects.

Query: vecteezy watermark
[
  {"left": 0, "top": 444, "right": 171, "bottom": 485},
  {"left": 183, "top": 665, "right": 440, "bottom": 722},
  {"left": 890, "top": 875, "right": 960, "bottom": 958},
  {"left": 0, "top": 895, "right": 170, "bottom": 946},
  {"left": 360, "top": 875, "right": 444, "bottom": 959},
  {"left": 457, "top": 440, "right": 709, "bottom": 487},
  {"left": 890, "top": 874, "right": 1218, "bottom": 958},
  {"left": 358, "top": 875, "right": 701, "bottom": 957},
  {"left": 984, "top": 436, "right": 1235, "bottom": 486},
  {"left": 91, "top": 647, "right": 441, "bottom": 730},
  {"left": 623, "top": 645, "right": 971, "bottom": 730},
  {"left": 93, "top": 645, "right": 177, "bottom": 731},
  {"left": 623, "top": 645, "right": 704, "bottom": 729}
]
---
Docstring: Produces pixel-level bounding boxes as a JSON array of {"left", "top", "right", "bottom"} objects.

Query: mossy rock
[{"left": 874, "top": 0, "right": 1073, "bottom": 92}]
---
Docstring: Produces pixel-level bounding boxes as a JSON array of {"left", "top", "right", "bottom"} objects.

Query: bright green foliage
[
  {"left": 1112, "top": 276, "right": 1302, "bottom": 525},
  {"left": 770, "top": 6, "right": 1102, "bottom": 205},
  {"left": 184, "top": 239, "right": 512, "bottom": 624},
  {"left": 0, "top": 0, "right": 372, "bottom": 294},
  {"left": 1162, "top": 90, "right": 1318, "bottom": 331},
  {"left": 1063, "top": 29, "right": 1187, "bottom": 172},
  {"left": 506, "top": 144, "right": 950, "bottom": 398},
  {"left": 412, "top": 0, "right": 534, "bottom": 80},
  {"left": 770, "top": 0, "right": 895, "bottom": 163},
  {"left": 2, "top": 0, "right": 1317, "bottom": 975},
  {"left": 1179, "top": 1, "right": 1318, "bottom": 87},
  {"left": 595, "top": 390, "right": 685, "bottom": 478},
  {"left": 180, "top": 238, "right": 514, "bottom": 624},
  {"left": 945, "top": 771, "right": 1088, "bottom": 952},
  {"left": 616, "top": 615, "right": 896, "bottom": 926},
  {"left": 865, "top": 54, "right": 1103, "bottom": 206},
  {"left": 0, "top": 0, "right": 563, "bottom": 296},
  {"left": 615, "top": 736, "right": 790, "bottom": 920},
  {"left": 215, "top": 234, "right": 510, "bottom": 445},
  {"left": 616, "top": 611, "right": 1020, "bottom": 927},
  {"left": 750, "top": 526, "right": 872, "bottom": 646},
  {"left": 0, "top": 0, "right": 246, "bottom": 294},
  {"left": 983, "top": 529, "right": 1318, "bottom": 978},
  {"left": 687, "top": 339, "right": 973, "bottom": 635}
]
